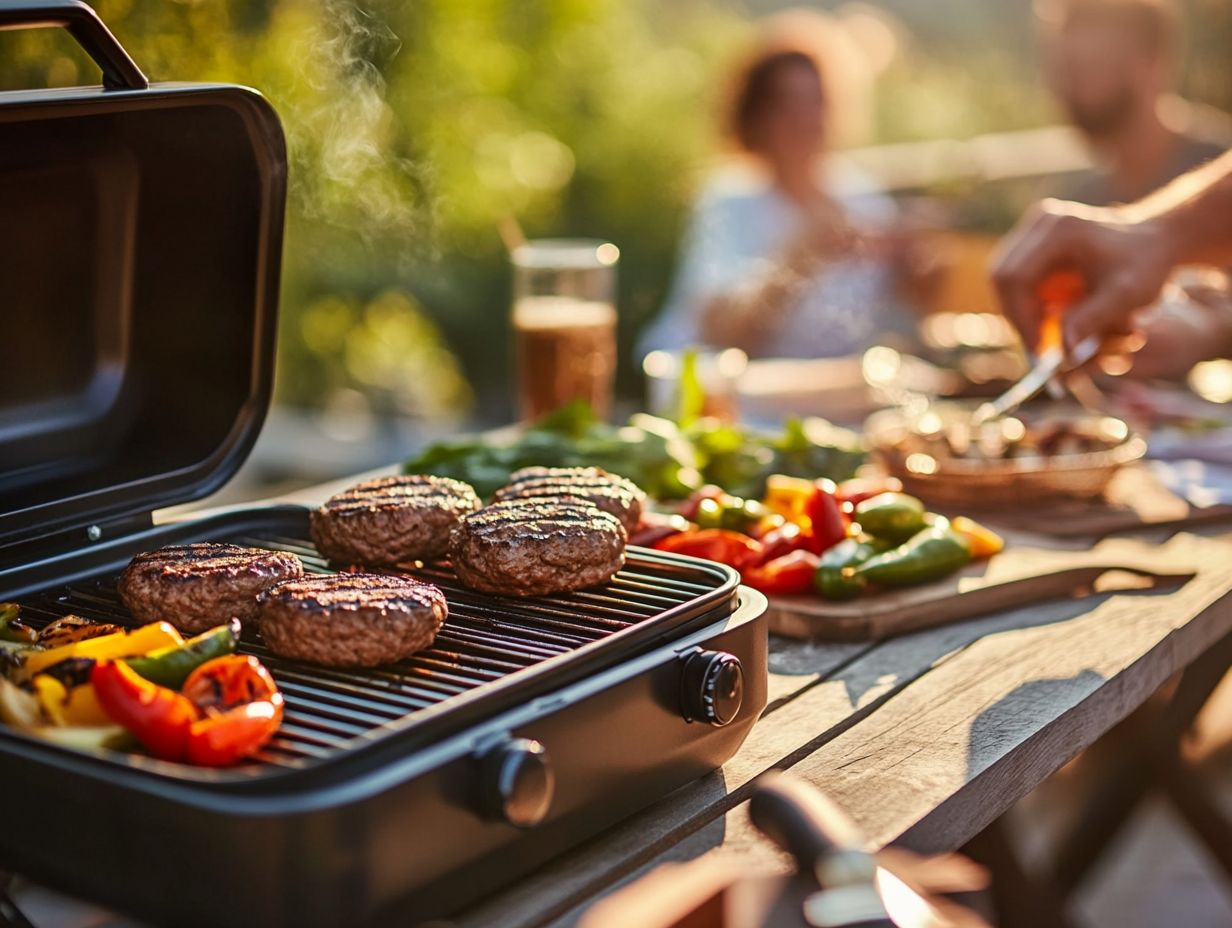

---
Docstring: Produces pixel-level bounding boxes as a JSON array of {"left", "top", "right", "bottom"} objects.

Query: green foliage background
[{"left": 3, "top": 0, "right": 1228, "bottom": 421}]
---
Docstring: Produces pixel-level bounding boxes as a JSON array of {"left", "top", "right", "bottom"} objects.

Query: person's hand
[{"left": 991, "top": 198, "right": 1177, "bottom": 353}]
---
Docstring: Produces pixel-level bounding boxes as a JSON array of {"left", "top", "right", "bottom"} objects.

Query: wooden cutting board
[
  {"left": 974, "top": 464, "right": 1232, "bottom": 539},
  {"left": 766, "top": 533, "right": 1202, "bottom": 642}
]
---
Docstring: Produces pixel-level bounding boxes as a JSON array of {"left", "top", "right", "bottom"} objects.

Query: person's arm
[{"left": 992, "top": 150, "right": 1232, "bottom": 352}]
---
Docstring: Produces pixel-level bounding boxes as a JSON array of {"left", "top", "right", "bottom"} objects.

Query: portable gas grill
[{"left": 0, "top": 5, "right": 769, "bottom": 926}]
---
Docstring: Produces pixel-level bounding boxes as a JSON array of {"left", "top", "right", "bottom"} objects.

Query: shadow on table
[
  {"left": 761, "top": 579, "right": 1191, "bottom": 787},
  {"left": 964, "top": 670, "right": 1107, "bottom": 784}
]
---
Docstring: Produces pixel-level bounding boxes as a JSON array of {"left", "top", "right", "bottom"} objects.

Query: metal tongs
[{"left": 972, "top": 271, "right": 1099, "bottom": 426}]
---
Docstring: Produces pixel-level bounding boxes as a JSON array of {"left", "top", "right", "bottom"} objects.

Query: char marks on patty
[
  {"left": 450, "top": 498, "right": 627, "bottom": 597},
  {"left": 494, "top": 466, "right": 644, "bottom": 532},
  {"left": 258, "top": 572, "right": 448, "bottom": 668},
  {"left": 310, "top": 474, "right": 481, "bottom": 566},
  {"left": 118, "top": 543, "right": 304, "bottom": 634}
]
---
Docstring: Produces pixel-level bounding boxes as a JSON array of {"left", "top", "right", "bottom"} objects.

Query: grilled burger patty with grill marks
[
  {"left": 310, "top": 474, "right": 481, "bottom": 566},
  {"left": 450, "top": 498, "right": 627, "bottom": 597},
  {"left": 258, "top": 573, "right": 448, "bottom": 668},
  {"left": 493, "top": 466, "right": 645, "bottom": 533},
  {"left": 119, "top": 543, "right": 305, "bottom": 634}
]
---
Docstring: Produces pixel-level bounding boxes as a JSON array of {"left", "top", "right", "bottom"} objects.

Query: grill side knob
[
  {"left": 479, "top": 737, "right": 555, "bottom": 828},
  {"left": 680, "top": 649, "right": 744, "bottom": 726}
]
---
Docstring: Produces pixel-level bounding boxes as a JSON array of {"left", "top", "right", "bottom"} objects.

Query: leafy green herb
[{"left": 404, "top": 402, "right": 866, "bottom": 500}]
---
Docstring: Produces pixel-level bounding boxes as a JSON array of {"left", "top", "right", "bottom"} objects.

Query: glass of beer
[{"left": 512, "top": 239, "right": 619, "bottom": 421}]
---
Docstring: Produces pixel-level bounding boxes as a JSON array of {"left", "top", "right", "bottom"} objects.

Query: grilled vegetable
[
  {"left": 92, "top": 655, "right": 282, "bottom": 766},
  {"left": 32, "top": 673, "right": 112, "bottom": 727},
  {"left": 36, "top": 615, "right": 120, "bottom": 648},
  {"left": 0, "top": 676, "right": 42, "bottom": 730},
  {"left": 124, "top": 619, "right": 241, "bottom": 689},
  {"left": 27, "top": 725, "right": 133, "bottom": 752},
  {"left": 854, "top": 523, "right": 972, "bottom": 589},
  {"left": 24, "top": 622, "right": 183, "bottom": 676},
  {"left": 91, "top": 659, "right": 199, "bottom": 761},
  {"left": 853, "top": 493, "right": 927, "bottom": 545},
  {"left": 0, "top": 675, "right": 132, "bottom": 752},
  {"left": 180, "top": 656, "right": 284, "bottom": 766},
  {"left": 0, "top": 603, "right": 36, "bottom": 644}
]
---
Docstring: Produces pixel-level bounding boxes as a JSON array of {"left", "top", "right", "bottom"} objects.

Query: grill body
[{"left": 0, "top": 505, "right": 768, "bottom": 927}]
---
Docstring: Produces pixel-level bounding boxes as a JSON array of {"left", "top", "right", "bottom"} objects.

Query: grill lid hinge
[{"left": 0, "top": 511, "right": 155, "bottom": 568}]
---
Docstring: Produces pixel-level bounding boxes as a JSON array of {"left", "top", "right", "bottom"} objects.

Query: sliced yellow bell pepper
[
  {"left": 950, "top": 516, "right": 1005, "bottom": 559},
  {"left": 23, "top": 622, "right": 183, "bottom": 675},
  {"left": 32, "top": 675, "right": 112, "bottom": 727},
  {"left": 762, "top": 474, "right": 817, "bottom": 528}
]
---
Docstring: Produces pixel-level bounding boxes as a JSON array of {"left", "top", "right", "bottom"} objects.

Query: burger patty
[
  {"left": 310, "top": 474, "right": 481, "bottom": 566},
  {"left": 450, "top": 498, "right": 627, "bottom": 597},
  {"left": 258, "top": 573, "right": 448, "bottom": 668},
  {"left": 494, "top": 466, "right": 645, "bottom": 533},
  {"left": 119, "top": 543, "right": 304, "bottom": 634}
]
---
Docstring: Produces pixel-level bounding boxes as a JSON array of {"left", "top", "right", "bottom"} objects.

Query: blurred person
[
  {"left": 1032, "top": 0, "right": 1232, "bottom": 381},
  {"left": 1037, "top": 0, "right": 1230, "bottom": 207},
  {"left": 639, "top": 11, "right": 933, "bottom": 361},
  {"left": 992, "top": 151, "right": 1232, "bottom": 362}
]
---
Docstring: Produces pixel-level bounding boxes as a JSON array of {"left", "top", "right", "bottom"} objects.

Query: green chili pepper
[
  {"left": 854, "top": 524, "right": 972, "bottom": 589},
  {"left": 723, "top": 498, "right": 770, "bottom": 531},
  {"left": 812, "top": 538, "right": 871, "bottom": 601},
  {"left": 124, "top": 619, "right": 240, "bottom": 689},
  {"left": 853, "top": 493, "right": 927, "bottom": 544},
  {"left": 695, "top": 497, "right": 769, "bottom": 533},
  {"left": 0, "top": 603, "right": 36, "bottom": 645}
]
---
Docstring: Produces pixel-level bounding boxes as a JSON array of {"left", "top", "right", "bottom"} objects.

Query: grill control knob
[
  {"left": 680, "top": 649, "right": 744, "bottom": 727},
  {"left": 479, "top": 737, "right": 555, "bottom": 828}
]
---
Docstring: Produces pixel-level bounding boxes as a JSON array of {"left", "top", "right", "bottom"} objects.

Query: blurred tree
[{"left": 2, "top": 0, "right": 1227, "bottom": 423}]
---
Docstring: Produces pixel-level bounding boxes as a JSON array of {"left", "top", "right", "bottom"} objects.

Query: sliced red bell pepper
[
  {"left": 741, "top": 549, "right": 821, "bottom": 595},
  {"left": 757, "top": 522, "right": 807, "bottom": 564},
  {"left": 91, "top": 654, "right": 282, "bottom": 766},
  {"left": 91, "top": 659, "right": 198, "bottom": 761},
  {"left": 653, "top": 529, "right": 764, "bottom": 571},
  {"left": 802, "top": 481, "right": 847, "bottom": 556}
]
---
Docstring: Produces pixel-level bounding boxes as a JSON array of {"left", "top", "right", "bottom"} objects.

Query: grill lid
[{"left": 0, "top": 1, "right": 285, "bottom": 552}]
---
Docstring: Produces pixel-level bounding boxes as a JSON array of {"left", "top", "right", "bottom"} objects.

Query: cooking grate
[{"left": 10, "top": 533, "right": 729, "bottom": 771}]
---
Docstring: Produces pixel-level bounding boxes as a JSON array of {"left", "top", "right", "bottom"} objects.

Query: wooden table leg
[
  {"left": 962, "top": 820, "right": 1080, "bottom": 928},
  {"left": 1049, "top": 628, "right": 1232, "bottom": 897}
]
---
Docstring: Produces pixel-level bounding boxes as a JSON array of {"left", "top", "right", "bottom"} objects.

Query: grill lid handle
[{"left": 0, "top": 0, "right": 149, "bottom": 91}]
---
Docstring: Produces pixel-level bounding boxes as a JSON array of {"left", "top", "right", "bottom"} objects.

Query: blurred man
[
  {"left": 1029, "top": 0, "right": 1232, "bottom": 381},
  {"left": 1038, "top": 0, "right": 1229, "bottom": 207}
]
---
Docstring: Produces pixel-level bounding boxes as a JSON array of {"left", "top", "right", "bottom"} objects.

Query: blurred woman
[{"left": 641, "top": 11, "right": 928, "bottom": 359}]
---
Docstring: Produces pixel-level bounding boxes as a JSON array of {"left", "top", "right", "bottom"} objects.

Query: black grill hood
[{"left": 0, "top": 0, "right": 286, "bottom": 551}]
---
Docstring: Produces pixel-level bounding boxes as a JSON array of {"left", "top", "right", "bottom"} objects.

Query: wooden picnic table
[
  {"left": 12, "top": 470, "right": 1232, "bottom": 928},
  {"left": 267, "top": 471, "right": 1232, "bottom": 928}
]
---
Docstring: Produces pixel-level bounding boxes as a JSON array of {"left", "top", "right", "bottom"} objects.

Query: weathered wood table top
[{"left": 265, "top": 473, "right": 1232, "bottom": 928}]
